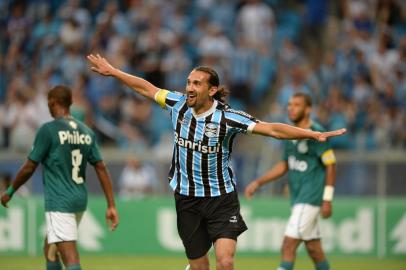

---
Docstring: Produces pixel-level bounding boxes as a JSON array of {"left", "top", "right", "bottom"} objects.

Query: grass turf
[{"left": 1, "top": 255, "right": 406, "bottom": 270}]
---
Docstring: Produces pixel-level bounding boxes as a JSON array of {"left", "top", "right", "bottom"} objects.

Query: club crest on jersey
[
  {"left": 204, "top": 123, "right": 219, "bottom": 137},
  {"left": 69, "top": 121, "right": 77, "bottom": 129},
  {"left": 297, "top": 140, "right": 308, "bottom": 153}
]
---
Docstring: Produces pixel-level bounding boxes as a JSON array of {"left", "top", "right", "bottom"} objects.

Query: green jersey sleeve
[{"left": 28, "top": 124, "right": 52, "bottom": 163}]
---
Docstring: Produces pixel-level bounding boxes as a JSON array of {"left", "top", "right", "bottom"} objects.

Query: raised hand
[{"left": 87, "top": 54, "right": 116, "bottom": 76}]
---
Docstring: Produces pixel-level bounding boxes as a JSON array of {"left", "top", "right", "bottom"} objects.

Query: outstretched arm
[
  {"left": 87, "top": 54, "right": 159, "bottom": 101},
  {"left": 1, "top": 160, "right": 38, "bottom": 207},
  {"left": 93, "top": 161, "right": 119, "bottom": 231},
  {"left": 245, "top": 161, "right": 288, "bottom": 200},
  {"left": 252, "top": 122, "right": 346, "bottom": 142}
]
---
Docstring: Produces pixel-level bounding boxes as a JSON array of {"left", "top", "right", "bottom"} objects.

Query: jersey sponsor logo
[
  {"left": 225, "top": 107, "right": 256, "bottom": 121},
  {"left": 58, "top": 131, "right": 92, "bottom": 145},
  {"left": 204, "top": 123, "right": 219, "bottom": 137},
  {"left": 174, "top": 132, "right": 220, "bottom": 154},
  {"left": 69, "top": 121, "right": 78, "bottom": 129},
  {"left": 297, "top": 140, "right": 308, "bottom": 153},
  {"left": 288, "top": 156, "right": 308, "bottom": 172}
]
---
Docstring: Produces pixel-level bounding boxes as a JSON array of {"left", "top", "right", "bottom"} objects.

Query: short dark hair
[
  {"left": 193, "top": 66, "right": 229, "bottom": 102},
  {"left": 48, "top": 85, "right": 72, "bottom": 108},
  {"left": 292, "top": 92, "right": 312, "bottom": 107}
]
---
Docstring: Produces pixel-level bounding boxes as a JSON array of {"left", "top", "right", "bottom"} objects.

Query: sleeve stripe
[
  {"left": 321, "top": 149, "right": 336, "bottom": 165},
  {"left": 226, "top": 118, "right": 248, "bottom": 130},
  {"left": 154, "top": 89, "right": 169, "bottom": 108}
]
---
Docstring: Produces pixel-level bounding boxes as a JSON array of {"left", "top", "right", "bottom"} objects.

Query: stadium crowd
[{"left": 0, "top": 0, "right": 405, "bottom": 153}]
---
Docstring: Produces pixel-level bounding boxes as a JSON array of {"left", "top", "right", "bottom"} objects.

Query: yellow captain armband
[
  {"left": 321, "top": 149, "right": 336, "bottom": 165},
  {"left": 154, "top": 89, "right": 169, "bottom": 109}
]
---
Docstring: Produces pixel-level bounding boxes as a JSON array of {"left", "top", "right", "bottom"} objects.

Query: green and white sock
[
  {"left": 277, "top": 260, "right": 294, "bottom": 270},
  {"left": 66, "top": 265, "right": 82, "bottom": 270},
  {"left": 46, "top": 260, "right": 62, "bottom": 270},
  {"left": 316, "top": 260, "right": 330, "bottom": 270}
]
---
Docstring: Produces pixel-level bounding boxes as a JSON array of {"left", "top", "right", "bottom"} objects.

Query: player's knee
[
  {"left": 189, "top": 263, "right": 210, "bottom": 270},
  {"left": 216, "top": 256, "right": 233, "bottom": 270},
  {"left": 281, "top": 239, "right": 297, "bottom": 255},
  {"left": 305, "top": 243, "right": 323, "bottom": 260},
  {"left": 65, "top": 255, "right": 80, "bottom": 266},
  {"left": 59, "top": 249, "right": 80, "bottom": 266}
]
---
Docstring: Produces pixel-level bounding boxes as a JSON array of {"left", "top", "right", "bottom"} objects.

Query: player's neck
[
  {"left": 193, "top": 99, "right": 215, "bottom": 116},
  {"left": 295, "top": 118, "right": 311, "bottom": 129},
  {"left": 53, "top": 108, "right": 71, "bottom": 119}
]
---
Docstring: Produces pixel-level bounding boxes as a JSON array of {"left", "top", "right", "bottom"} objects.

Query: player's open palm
[
  {"left": 106, "top": 206, "right": 119, "bottom": 231},
  {"left": 87, "top": 54, "right": 115, "bottom": 76},
  {"left": 316, "top": 128, "right": 346, "bottom": 142}
]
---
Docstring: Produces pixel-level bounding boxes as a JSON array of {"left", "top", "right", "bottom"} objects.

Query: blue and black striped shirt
[{"left": 155, "top": 89, "right": 258, "bottom": 197}]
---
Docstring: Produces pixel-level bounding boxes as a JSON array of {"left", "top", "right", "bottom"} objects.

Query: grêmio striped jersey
[{"left": 155, "top": 89, "right": 258, "bottom": 197}]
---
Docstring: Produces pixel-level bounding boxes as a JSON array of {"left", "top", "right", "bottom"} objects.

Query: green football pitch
[{"left": 1, "top": 255, "right": 405, "bottom": 270}]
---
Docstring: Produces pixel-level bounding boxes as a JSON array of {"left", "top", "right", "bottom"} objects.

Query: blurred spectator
[
  {"left": 370, "top": 33, "right": 399, "bottom": 91},
  {"left": 96, "top": 0, "right": 129, "bottom": 36},
  {"left": 236, "top": 0, "right": 275, "bottom": 48},
  {"left": 59, "top": 17, "right": 85, "bottom": 48},
  {"left": 136, "top": 16, "right": 174, "bottom": 87},
  {"left": 277, "top": 65, "right": 311, "bottom": 108},
  {"left": 161, "top": 36, "right": 192, "bottom": 91},
  {"left": 6, "top": 1, "right": 30, "bottom": 44},
  {"left": 2, "top": 81, "right": 42, "bottom": 152},
  {"left": 119, "top": 156, "right": 158, "bottom": 199}
]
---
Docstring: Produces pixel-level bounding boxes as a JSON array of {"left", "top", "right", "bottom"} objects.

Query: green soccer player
[
  {"left": 245, "top": 93, "right": 336, "bottom": 270},
  {"left": 1, "top": 85, "right": 119, "bottom": 270}
]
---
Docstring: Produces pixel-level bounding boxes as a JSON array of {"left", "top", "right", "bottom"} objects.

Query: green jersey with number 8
[{"left": 28, "top": 117, "right": 102, "bottom": 212}]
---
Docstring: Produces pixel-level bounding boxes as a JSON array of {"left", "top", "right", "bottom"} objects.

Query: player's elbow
[
  {"left": 23, "top": 160, "right": 38, "bottom": 175},
  {"left": 94, "top": 161, "right": 107, "bottom": 171}
]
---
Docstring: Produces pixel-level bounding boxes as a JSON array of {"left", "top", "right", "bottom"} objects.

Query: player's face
[
  {"left": 287, "top": 96, "right": 310, "bottom": 124},
  {"left": 186, "top": 70, "right": 217, "bottom": 109}
]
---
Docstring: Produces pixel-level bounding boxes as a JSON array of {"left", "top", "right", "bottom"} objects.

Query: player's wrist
[
  {"left": 6, "top": 186, "right": 15, "bottom": 197},
  {"left": 323, "top": 185, "right": 334, "bottom": 201}
]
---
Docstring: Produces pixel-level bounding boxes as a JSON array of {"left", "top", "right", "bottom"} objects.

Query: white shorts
[
  {"left": 285, "top": 203, "right": 321, "bottom": 241},
  {"left": 45, "top": 211, "right": 83, "bottom": 244}
]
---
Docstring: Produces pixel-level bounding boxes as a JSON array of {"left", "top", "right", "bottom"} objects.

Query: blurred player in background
[
  {"left": 245, "top": 93, "right": 336, "bottom": 270},
  {"left": 87, "top": 54, "right": 345, "bottom": 270},
  {"left": 1, "top": 85, "right": 119, "bottom": 270}
]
